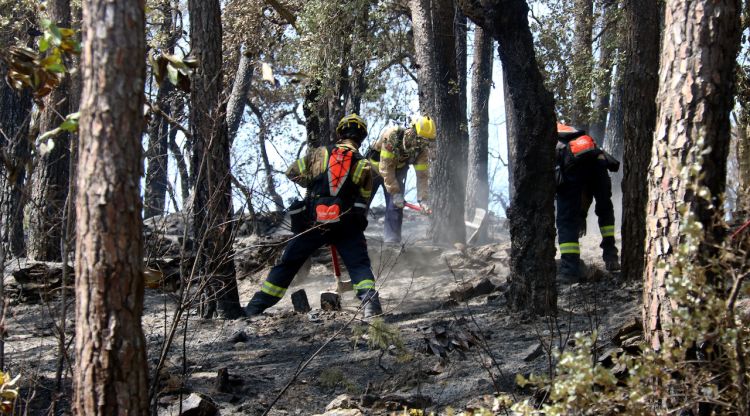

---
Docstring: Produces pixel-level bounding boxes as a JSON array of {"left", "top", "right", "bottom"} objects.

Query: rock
[
  {"left": 312, "top": 410, "right": 363, "bottom": 416},
  {"left": 612, "top": 317, "right": 643, "bottom": 346},
  {"left": 215, "top": 368, "right": 230, "bottom": 393},
  {"left": 522, "top": 343, "right": 544, "bottom": 362},
  {"left": 597, "top": 347, "right": 623, "bottom": 368},
  {"left": 465, "top": 395, "right": 495, "bottom": 411},
  {"left": 374, "top": 394, "right": 432, "bottom": 411},
  {"left": 291, "top": 289, "right": 311, "bottom": 313},
  {"left": 227, "top": 330, "right": 248, "bottom": 343},
  {"left": 449, "top": 278, "right": 497, "bottom": 302},
  {"left": 320, "top": 291, "right": 341, "bottom": 311},
  {"left": 325, "top": 394, "right": 358, "bottom": 411},
  {"left": 167, "top": 393, "right": 218, "bottom": 416}
]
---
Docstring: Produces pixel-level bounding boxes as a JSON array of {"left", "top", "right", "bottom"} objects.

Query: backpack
[{"left": 289, "top": 145, "right": 367, "bottom": 233}]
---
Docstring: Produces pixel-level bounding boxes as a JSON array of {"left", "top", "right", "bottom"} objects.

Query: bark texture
[
  {"left": 411, "top": 0, "right": 468, "bottom": 245},
  {"left": 0, "top": 59, "right": 32, "bottom": 258},
  {"left": 570, "top": 0, "right": 594, "bottom": 130},
  {"left": 73, "top": 0, "right": 149, "bottom": 413},
  {"left": 643, "top": 0, "right": 740, "bottom": 349},
  {"left": 466, "top": 26, "right": 493, "bottom": 219},
  {"left": 588, "top": 0, "right": 616, "bottom": 142},
  {"left": 189, "top": 0, "right": 243, "bottom": 319},
  {"left": 27, "top": 0, "right": 71, "bottom": 261},
  {"left": 459, "top": 0, "right": 558, "bottom": 315},
  {"left": 620, "top": 0, "right": 660, "bottom": 282},
  {"left": 226, "top": 49, "right": 254, "bottom": 144}
]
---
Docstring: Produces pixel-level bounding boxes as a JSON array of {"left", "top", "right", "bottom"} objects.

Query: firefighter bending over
[
  {"left": 245, "top": 114, "right": 383, "bottom": 318},
  {"left": 367, "top": 115, "right": 436, "bottom": 244},
  {"left": 555, "top": 123, "right": 621, "bottom": 282}
]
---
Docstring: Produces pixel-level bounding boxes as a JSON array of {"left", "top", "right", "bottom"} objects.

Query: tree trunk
[
  {"left": 738, "top": 119, "right": 750, "bottom": 216},
  {"left": 570, "top": 0, "right": 594, "bottom": 130},
  {"left": 248, "top": 103, "right": 285, "bottom": 212},
  {"left": 189, "top": 0, "right": 243, "bottom": 319},
  {"left": 411, "top": 0, "right": 468, "bottom": 245},
  {"left": 144, "top": 82, "right": 172, "bottom": 219},
  {"left": 0, "top": 60, "right": 32, "bottom": 258},
  {"left": 226, "top": 49, "right": 254, "bottom": 145},
  {"left": 73, "top": 0, "right": 149, "bottom": 413},
  {"left": 643, "top": 0, "right": 740, "bottom": 349},
  {"left": 603, "top": 67, "right": 624, "bottom": 161},
  {"left": 466, "top": 25, "right": 493, "bottom": 223},
  {"left": 588, "top": 0, "right": 616, "bottom": 142},
  {"left": 619, "top": 0, "right": 660, "bottom": 282},
  {"left": 168, "top": 96, "right": 191, "bottom": 205},
  {"left": 27, "top": 0, "right": 71, "bottom": 262},
  {"left": 503, "top": 66, "right": 516, "bottom": 202},
  {"left": 459, "top": 0, "right": 558, "bottom": 315}
]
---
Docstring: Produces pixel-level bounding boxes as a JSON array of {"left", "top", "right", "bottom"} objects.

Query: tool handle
[
  {"left": 330, "top": 245, "right": 341, "bottom": 277},
  {"left": 405, "top": 202, "right": 432, "bottom": 215}
]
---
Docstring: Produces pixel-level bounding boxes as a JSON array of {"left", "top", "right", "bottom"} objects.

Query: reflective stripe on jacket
[{"left": 369, "top": 126, "right": 429, "bottom": 201}]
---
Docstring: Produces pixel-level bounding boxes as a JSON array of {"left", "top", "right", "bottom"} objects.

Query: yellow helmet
[
  {"left": 336, "top": 113, "right": 368, "bottom": 140},
  {"left": 412, "top": 115, "right": 436, "bottom": 140}
]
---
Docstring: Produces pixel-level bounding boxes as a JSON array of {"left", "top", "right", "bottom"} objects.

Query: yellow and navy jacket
[
  {"left": 369, "top": 126, "right": 429, "bottom": 201},
  {"left": 285, "top": 139, "right": 373, "bottom": 201}
]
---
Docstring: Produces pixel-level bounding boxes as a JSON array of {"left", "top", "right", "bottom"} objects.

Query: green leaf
[
  {"left": 45, "top": 63, "right": 65, "bottom": 73},
  {"left": 59, "top": 112, "right": 79, "bottom": 132},
  {"left": 39, "top": 37, "right": 49, "bottom": 53}
]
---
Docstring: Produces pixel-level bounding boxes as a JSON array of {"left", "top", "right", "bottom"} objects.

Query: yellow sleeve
[
  {"left": 352, "top": 159, "right": 373, "bottom": 200},
  {"left": 379, "top": 149, "right": 401, "bottom": 195},
  {"left": 414, "top": 148, "right": 429, "bottom": 201},
  {"left": 285, "top": 152, "right": 313, "bottom": 188}
]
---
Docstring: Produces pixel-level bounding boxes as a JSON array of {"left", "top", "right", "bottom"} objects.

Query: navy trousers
[
  {"left": 556, "top": 159, "right": 617, "bottom": 276},
  {"left": 371, "top": 166, "right": 409, "bottom": 243},
  {"left": 246, "top": 225, "right": 378, "bottom": 311}
]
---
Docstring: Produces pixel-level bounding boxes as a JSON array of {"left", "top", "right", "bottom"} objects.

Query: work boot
[
  {"left": 244, "top": 292, "right": 274, "bottom": 317},
  {"left": 360, "top": 291, "right": 382, "bottom": 318},
  {"left": 558, "top": 254, "right": 582, "bottom": 284},
  {"left": 601, "top": 241, "right": 621, "bottom": 272}
]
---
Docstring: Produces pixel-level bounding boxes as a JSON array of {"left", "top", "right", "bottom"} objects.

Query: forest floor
[{"left": 5, "top": 208, "right": 640, "bottom": 416}]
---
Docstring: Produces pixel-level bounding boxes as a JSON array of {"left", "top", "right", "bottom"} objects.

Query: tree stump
[
  {"left": 320, "top": 291, "right": 341, "bottom": 311},
  {"left": 291, "top": 289, "right": 311, "bottom": 313}
]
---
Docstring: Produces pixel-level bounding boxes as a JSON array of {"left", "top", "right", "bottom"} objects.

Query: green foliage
[
  {"left": 2, "top": 17, "right": 80, "bottom": 102},
  {"left": 511, "top": 139, "right": 750, "bottom": 415},
  {"left": 352, "top": 318, "right": 412, "bottom": 363},
  {"left": 317, "top": 368, "right": 359, "bottom": 394}
]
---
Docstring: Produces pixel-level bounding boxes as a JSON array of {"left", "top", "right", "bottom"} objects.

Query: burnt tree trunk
[
  {"left": 460, "top": 0, "right": 558, "bottom": 315},
  {"left": 27, "top": 0, "right": 71, "bottom": 262},
  {"left": 188, "top": 0, "right": 243, "bottom": 319},
  {"left": 620, "top": 0, "right": 660, "bottom": 282},
  {"left": 411, "top": 0, "right": 468, "bottom": 245},
  {"left": 603, "top": 66, "right": 624, "bottom": 161},
  {"left": 0, "top": 57, "right": 32, "bottom": 258},
  {"left": 226, "top": 48, "right": 254, "bottom": 145},
  {"left": 570, "top": 0, "right": 594, "bottom": 130},
  {"left": 73, "top": 0, "right": 149, "bottom": 413},
  {"left": 643, "top": 0, "right": 740, "bottom": 349},
  {"left": 466, "top": 25, "right": 493, "bottom": 223},
  {"left": 588, "top": 0, "right": 616, "bottom": 142},
  {"left": 503, "top": 66, "right": 516, "bottom": 202},
  {"left": 168, "top": 96, "right": 191, "bottom": 205}
]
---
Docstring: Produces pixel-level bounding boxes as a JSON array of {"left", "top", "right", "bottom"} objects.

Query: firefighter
[
  {"left": 555, "top": 123, "right": 621, "bottom": 282},
  {"left": 367, "top": 115, "right": 436, "bottom": 243},
  {"left": 245, "top": 114, "right": 383, "bottom": 318}
]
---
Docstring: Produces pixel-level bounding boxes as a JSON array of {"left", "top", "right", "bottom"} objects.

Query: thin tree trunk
[
  {"left": 643, "top": 0, "right": 740, "bottom": 349},
  {"left": 620, "top": 0, "right": 660, "bottom": 282},
  {"left": 226, "top": 48, "right": 254, "bottom": 145},
  {"left": 603, "top": 66, "right": 624, "bottom": 161},
  {"left": 248, "top": 103, "right": 285, "bottom": 212},
  {"left": 466, "top": 25, "right": 493, "bottom": 223},
  {"left": 503, "top": 66, "right": 516, "bottom": 201},
  {"left": 27, "top": 0, "right": 71, "bottom": 262},
  {"left": 588, "top": 0, "right": 616, "bottom": 142},
  {"left": 459, "top": 0, "right": 558, "bottom": 316},
  {"left": 0, "top": 60, "right": 32, "bottom": 258},
  {"left": 168, "top": 97, "right": 191, "bottom": 205},
  {"left": 738, "top": 121, "right": 750, "bottom": 215},
  {"left": 570, "top": 0, "right": 594, "bottom": 130},
  {"left": 144, "top": 82, "right": 172, "bottom": 219},
  {"left": 189, "top": 0, "right": 243, "bottom": 319},
  {"left": 73, "top": 0, "right": 149, "bottom": 413}
]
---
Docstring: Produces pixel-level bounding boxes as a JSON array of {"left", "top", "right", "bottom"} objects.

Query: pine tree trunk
[
  {"left": 603, "top": 69, "right": 624, "bottom": 161},
  {"left": 0, "top": 60, "right": 32, "bottom": 258},
  {"left": 73, "top": 0, "right": 149, "bottom": 413},
  {"left": 620, "top": 0, "right": 660, "bottom": 282},
  {"left": 188, "top": 0, "right": 243, "bottom": 319},
  {"left": 738, "top": 122, "right": 750, "bottom": 215},
  {"left": 570, "top": 0, "right": 594, "bottom": 130},
  {"left": 643, "top": 0, "right": 740, "bottom": 349},
  {"left": 144, "top": 82, "right": 172, "bottom": 219},
  {"left": 226, "top": 49, "right": 254, "bottom": 145},
  {"left": 588, "top": 0, "right": 616, "bottom": 143},
  {"left": 411, "top": 0, "right": 468, "bottom": 245},
  {"left": 503, "top": 66, "right": 516, "bottom": 202},
  {"left": 459, "top": 0, "right": 558, "bottom": 315},
  {"left": 466, "top": 26, "right": 493, "bottom": 222},
  {"left": 27, "top": 0, "right": 71, "bottom": 262}
]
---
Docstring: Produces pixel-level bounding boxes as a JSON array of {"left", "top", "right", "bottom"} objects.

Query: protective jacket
[
  {"left": 286, "top": 139, "right": 373, "bottom": 231},
  {"left": 369, "top": 127, "right": 429, "bottom": 201}
]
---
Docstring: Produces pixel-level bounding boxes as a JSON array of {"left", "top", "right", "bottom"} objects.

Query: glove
[
  {"left": 419, "top": 200, "right": 431, "bottom": 214},
  {"left": 392, "top": 193, "right": 405, "bottom": 209}
]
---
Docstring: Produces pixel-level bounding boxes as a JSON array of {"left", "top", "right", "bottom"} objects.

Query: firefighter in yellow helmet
[
  {"left": 367, "top": 115, "right": 436, "bottom": 244},
  {"left": 245, "top": 114, "right": 383, "bottom": 318}
]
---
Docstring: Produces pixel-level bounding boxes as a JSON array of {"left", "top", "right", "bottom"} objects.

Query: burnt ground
[{"left": 4, "top": 209, "right": 640, "bottom": 415}]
